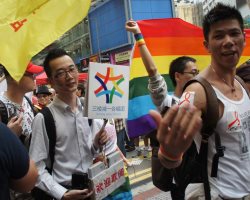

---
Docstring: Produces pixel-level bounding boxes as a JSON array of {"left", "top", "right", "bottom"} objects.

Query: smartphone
[{"left": 71, "top": 173, "right": 90, "bottom": 190}]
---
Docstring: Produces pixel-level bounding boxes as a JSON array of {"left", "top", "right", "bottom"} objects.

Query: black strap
[
  {"left": 40, "top": 107, "right": 56, "bottom": 174},
  {"left": 24, "top": 95, "right": 37, "bottom": 115},
  {"left": 40, "top": 106, "right": 93, "bottom": 174},
  {"left": 183, "top": 76, "right": 220, "bottom": 200},
  {"left": 199, "top": 138, "right": 211, "bottom": 200},
  {"left": 184, "top": 76, "right": 219, "bottom": 135},
  {"left": 211, "top": 131, "right": 225, "bottom": 177},
  {"left": 0, "top": 99, "right": 8, "bottom": 124}
]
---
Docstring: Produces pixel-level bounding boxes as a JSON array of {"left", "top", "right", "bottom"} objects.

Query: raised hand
[{"left": 125, "top": 20, "right": 141, "bottom": 34}]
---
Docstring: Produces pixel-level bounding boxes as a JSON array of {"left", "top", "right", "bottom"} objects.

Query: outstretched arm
[
  {"left": 150, "top": 83, "right": 206, "bottom": 169},
  {"left": 150, "top": 103, "right": 202, "bottom": 169}
]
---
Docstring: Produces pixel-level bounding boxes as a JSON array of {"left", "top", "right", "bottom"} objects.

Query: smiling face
[
  {"left": 204, "top": 19, "right": 245, "bottom": 70},
  {"left": 48, "top": 55, "right": 79, "bottom": 96}
]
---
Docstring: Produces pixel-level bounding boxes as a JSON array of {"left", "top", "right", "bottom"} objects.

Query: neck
[
  {"left": 57, "top": 93, "right": 77, "bottom": 111},
  {"left": 174, "top": 87, "right": 183, "bottom": 98},
  {"left": 210, "top": 65, "right": 236, "bottom": 92},
  {"left": 5, "top": 85, "right": 26, "bottom": 105}
]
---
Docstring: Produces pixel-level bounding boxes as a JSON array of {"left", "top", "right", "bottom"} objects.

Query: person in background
[
  {"left": 31, "top": 89, "right": 38, "bottom": 106},
  {"left": 236, "top": 59, "right": 250, "bottom": 91},
  {"left": 33, "top": 85, "right": 52, "bottom": 112},
  {"left": 126, "top": 20, "right": 198, "bottom": 198},
  {"left": 114, "top": 118, "right": 127, "bottom": 157},
  {"left": 48, "top": 88, "right": 56, "bottom": 101},
  {"left": 76, "top": 83, "right": 85, "bottom": 106},
  {"left": 0, "top": 122, "right": 38, "bottom": 200},
  {"left": 76, "top": 83, "right": 85, "bottom": 97},
  {"left": 0, "top": 62, "right": 43, "bottom": 142},
  {"left": 0, "top": 62, "right": 43, "bottom": 200}
]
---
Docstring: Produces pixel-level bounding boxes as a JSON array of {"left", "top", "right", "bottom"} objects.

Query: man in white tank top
[{"left": 150, "top": 3, "right": 250, "bottom": 200}]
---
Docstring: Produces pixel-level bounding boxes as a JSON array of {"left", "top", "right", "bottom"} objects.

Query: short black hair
[
  {"left": 202, "top": 3, "right": 244, "bottom": 41},
  {"left": 43, "top": 48, "right": 70, "bottom": 78},
  {"left": 169, "top": 56, "right": 196, "bottom": 87}
]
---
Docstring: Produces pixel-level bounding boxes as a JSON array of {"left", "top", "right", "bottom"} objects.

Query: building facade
[
  {"left": 202, "top": 0, "right": 236, "bottom": 14},
  {"left": 45, "top": 0, "right": 174, "bottom": 71},
  {"left": 175, "top": 1, "right": 203, "bottom": 26}
]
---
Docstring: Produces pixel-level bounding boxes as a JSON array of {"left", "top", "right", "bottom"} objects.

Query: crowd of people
[{"left": 0, "top": 2, "right": 250, "bottom": 200}]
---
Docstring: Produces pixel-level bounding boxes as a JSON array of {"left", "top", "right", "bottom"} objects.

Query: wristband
[
  {"left": 137, "top": 39, "right": 145, "bottom": 47},
  {"left": 159, "top": 145, "right": 183, "bottom": 162},
  {"left": 134, "top": 33, "right": 143, "bottom": 41},
  {"left": 134, "top": 33, "right": 146, "bottom": 47}
]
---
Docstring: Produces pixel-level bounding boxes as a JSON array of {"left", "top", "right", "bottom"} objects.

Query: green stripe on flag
[{"left": 129, "top": 74, "right": 174, "bottom": 99}]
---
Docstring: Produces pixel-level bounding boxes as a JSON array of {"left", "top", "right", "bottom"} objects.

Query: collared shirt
[{"left": 29, "top": 96, "right": 102, "bottom": 200}]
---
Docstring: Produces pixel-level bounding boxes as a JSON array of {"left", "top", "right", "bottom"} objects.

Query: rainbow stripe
[{"left": 127, "top": 18, "right": 250, "bottom": 138}]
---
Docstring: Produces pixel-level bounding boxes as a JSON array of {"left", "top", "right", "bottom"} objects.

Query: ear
[
  {"left": 203, "top": 40, "right": 210, "bottom": 53},
  {"left": 175, "top": 72, "right": 181, "bottom": 83}
]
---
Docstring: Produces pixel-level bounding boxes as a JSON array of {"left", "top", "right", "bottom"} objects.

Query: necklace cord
[{"left": 211, "top": 66, "right": 236, "bottom": 92}]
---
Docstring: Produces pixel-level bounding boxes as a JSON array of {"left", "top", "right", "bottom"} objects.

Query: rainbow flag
[
  {"left": 0, "top": 0, "right": 91, "bottom": 81},
  {"left": 127, "top": 18, "right": 250, "bottom": 138}
]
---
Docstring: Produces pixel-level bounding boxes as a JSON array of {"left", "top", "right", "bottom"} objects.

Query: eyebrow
[{"left": 55, "top": 64, "right": 75, "bottom": 72}]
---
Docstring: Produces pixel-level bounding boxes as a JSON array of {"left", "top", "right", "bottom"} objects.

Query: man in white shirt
[{"left": 29, "top": 49, "right": 108, "bottom": 200}]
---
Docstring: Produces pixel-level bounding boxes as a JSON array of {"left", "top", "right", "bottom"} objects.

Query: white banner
[{"left": 85, "top": 62, "right": 130, "bottom": 119}]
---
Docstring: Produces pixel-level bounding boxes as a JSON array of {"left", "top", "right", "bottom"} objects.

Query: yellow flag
[{"left": 0, "top": 0, "right": 91, "bottom": 81}]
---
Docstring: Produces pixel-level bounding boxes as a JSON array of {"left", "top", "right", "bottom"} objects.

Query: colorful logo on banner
[
  {"left": 94, "top": 67, "right": 125, "bottom": 103},
  {"left": 86, "top": 62, "right": 129, "bottom": 119}
]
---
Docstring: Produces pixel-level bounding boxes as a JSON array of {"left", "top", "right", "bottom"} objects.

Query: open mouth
[{"left": 222, "top": 51, "right": 236, "bottom": 56}]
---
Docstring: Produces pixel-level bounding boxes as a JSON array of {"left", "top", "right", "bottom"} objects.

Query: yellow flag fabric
[
  {"left": 0, "top": 0, "right": 48, "bottom": 25},
  {"left": 0, "top": 0, "right": 91, "bottom": 81}
]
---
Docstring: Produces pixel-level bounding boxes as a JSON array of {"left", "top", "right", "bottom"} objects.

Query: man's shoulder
[{"left": 183, "top": 76, "right": 212, "bottom": 113}]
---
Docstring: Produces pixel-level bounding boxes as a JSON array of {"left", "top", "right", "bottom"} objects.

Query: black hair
[
  {"left": 43, "top": 48, "right": 70, "bottom": 78},
  {"left": 202, "top": 3, "right": 244, "bottom": 41},
  {"left": 169, "top": 56, "right": 196, "bottom": 87}
]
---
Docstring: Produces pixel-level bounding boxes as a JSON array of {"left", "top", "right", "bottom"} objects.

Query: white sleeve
[
  {"left": 148, "top": 73, "right": 168, "bottom": 107},
  {"left": 29, "top": 113, "right": 67, "bottom": 200}
]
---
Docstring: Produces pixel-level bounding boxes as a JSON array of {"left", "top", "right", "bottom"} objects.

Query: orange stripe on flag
[{"left": 133, "top": 37, "right": 208, "bottom": 58}]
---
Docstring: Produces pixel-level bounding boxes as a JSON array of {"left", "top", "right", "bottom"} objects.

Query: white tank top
[{"left": 205, "top": 84, "right": 250, "bottom": 198}]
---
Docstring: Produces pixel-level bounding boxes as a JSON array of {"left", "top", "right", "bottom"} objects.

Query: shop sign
[
  {"left": 115, "top": 50, "right": 131, "bottom": 63},
  {"left": 90, "top": 55, "right": 99, "bottom": 63},
  {"left": 100, "top": 54, "right": 110, "bottom": 63}
]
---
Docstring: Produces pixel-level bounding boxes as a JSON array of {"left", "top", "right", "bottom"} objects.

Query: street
[{"left": 126, "top": 148, "right": 172, "bottom": 200}]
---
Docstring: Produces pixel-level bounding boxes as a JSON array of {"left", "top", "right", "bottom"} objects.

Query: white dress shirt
[{"left": 29, "top": 96, "right": 102, "bottom": 199}]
